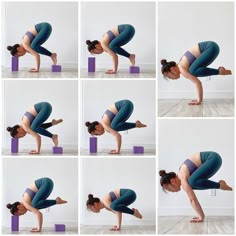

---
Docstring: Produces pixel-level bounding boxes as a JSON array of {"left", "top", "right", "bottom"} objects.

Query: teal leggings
[
  {"left": 31, "top": 102, "right": 53, "bottom": 138},
  {"left": 111, "top": 100, "right": 136, "bottom": 131},
  {"left": 188, "top": 152, "right": 222, "bottom": 190},
  {"left": 32, "top": 22, "right": 52, "bottom": 57},
  {"left": 32, "top": 178, "right": 56, "bottom": 209},
  {"left": 109, "top": 24, "right": 135, "bottom": 58},
  {"left": 110, "top": 189, "right": 136, "bottom": 215},
  {"left": 189, "top": 41, "right": 220, "bottom": 77}
]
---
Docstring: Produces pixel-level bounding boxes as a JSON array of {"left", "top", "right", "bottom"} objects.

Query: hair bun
[
  {"left": 85, "top": 121, "right": 91, "bottom": 127},
  {"left": 7, "top": 46, "right": 13, "bottom": 51},
  {"left": 7, "top": 127, "right": 13, "bottom": 132},
  {"left": 86, "top": 40, "right": 91, "bottom": 45},
  {"left": 88, "top": 194, "right": 93, "bottom": 199},
  {"left": 6, "top": 203, "right": 12, "bottom": 209},
  {"left": 159, "top": 170, "right": 166, "bottom": 177},
  {"left": 160, "top": 59, "right": 167, "bottom": 65}
]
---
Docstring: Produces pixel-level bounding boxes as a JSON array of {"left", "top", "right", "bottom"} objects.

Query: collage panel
[
  {"left": 80, "top": 80, "right": 156, "bottom": 156},
  {"left": 158, "top": 1, "right": 234, "bottom": 117},
  {"left": 2, "top": 80, "right": 78, "bottom": 156},
  {"left": 80, "top": 158, "right": 156, "bottom": 234},
  {"left": 158, "top": 119, "right": 234, "bottom": 234},
  {"left": 1, "top": 1, "right": 78, "bottom": 78},
  {"left": 80, "top": 1, "right": 156, "bottom": 78}
]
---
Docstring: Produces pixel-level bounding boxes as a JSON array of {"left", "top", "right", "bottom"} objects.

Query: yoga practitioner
[
  {"left": 86, "top": 24, "right": 136, "bottom": 74},
  {"left": 7, "top": 102, "right": 63, "bottom": 154},
  {"left": 85, "top": 99, "right": 146, "bottom": 154},
  {"left": 159, "top": 151, "right": 232, "bottom": 222},
  {"left": 7, "top": 177, "right": 67, "bottom": 232},
  {"left": 160, "top": 41, "right": 232, "bottom": 105},
  {"left": 7, "top": 22, "right": 57, "bottom": 72},
  {"left": 87, "top": 189, "right": 142, "bottom": 231}
]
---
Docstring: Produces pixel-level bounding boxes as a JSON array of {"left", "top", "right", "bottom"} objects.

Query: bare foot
[
  {"left": 56, "top": 197, "right": 67, "bottom": 204},
  {"left": 52, "top": 134, "right": 58, "bottom": 146},
  {"left": 52, "top": 119, "right": 63, "bottom": 126},
  {"left": 129, "top": 54, "right": 136, "bottom": 66},
  {"left": 51, "top": 53, "right": 57, "bottom": 65},
  {"left": 219, "top": 180, "right": 233, "bottom": 191},
  {"left": 219, "top": 67, "right": 232, "bottom": 75},
  {"left": 133, "top": 208, "right": 142, "bottom": 219},
  {"left": 136, "top": 120, "right": 147, "bottom": 128}
]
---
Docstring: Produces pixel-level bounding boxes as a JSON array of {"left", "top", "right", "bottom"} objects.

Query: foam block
[
  {"left": 55, "top": 224, "right": 65, "bottom": 232},
  {"left": 133, "top": 146, "right": 144, "bottom": 154},
  {"left": 90, "top": 137, "right": 97, "bottom": 153},
  {"left": 52, "top": 146, "right": 63, "bottom": 154},
  {"left": 129, "top": 66, "right": 140, "bottom": 73},
  {"left": 88, "top": 57, "right": 95, "bottom": 72},
  {"left": 11, "top": 215, "right": 19, "bottom": 231},
  {"left": 11, "top": 138, "right": 19, "bottom": 153},
  {"left": 51, "top": 65, "right": 62, "bottom": 72},
  {"left": 12, "top": 56, "right": 19, "bottom": 71}
]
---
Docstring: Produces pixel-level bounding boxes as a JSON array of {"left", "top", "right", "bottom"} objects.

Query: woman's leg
[
  {"left": 40, "top": 119, "right": 63, "bottom": 129},
  {"left": 110, "top": 100, "right": 136, "bottom": 131},
  {"left": 31, "top": 23, "right": 52, "bottom": 56},
  {"left": 109, "top": 25, "right": 135, "bottom": 58},
  {"left": 31, "top": 102, "right": 53, "bottom": 138},
  {"left": 31, "top": 178, "right": 56, "bottom": 209},
  {"left": 188, "top": 152, "right": 222, "bottom": 189},
  {"left": 110, "top": 189, "right": 136, "bottom": 215},
  {"left": 189, "top": 41, "right": 220, "bottom": 77}
]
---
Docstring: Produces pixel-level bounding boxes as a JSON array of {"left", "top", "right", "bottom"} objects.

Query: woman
[
  {"left": 159, "top": 151, "right": 232, "bottom": 222},
  {"left": 7, "top": 102, "right": 63, "bottom": 154},
  {"left": 86, "top": 189, "right": 142, "bottom": 231},
  {"left": 85, "top": 99, "right": 146, "bottom": 154},
  {"left": 7, "top": 177, "right": 67, "bottom": 232},
  {"left": 160, "top": 41, "right": 232, "bottom": 105},
  {"left": 86, "top": 24, "right": 136, "bottom": 74},
  {"left": 7, "top": 22, "right": 57, "bottom": 72}
]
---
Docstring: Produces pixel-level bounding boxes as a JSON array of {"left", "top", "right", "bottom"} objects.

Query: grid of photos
[{"left": 0, "top": 0, "right": 234, "bottom": 235}]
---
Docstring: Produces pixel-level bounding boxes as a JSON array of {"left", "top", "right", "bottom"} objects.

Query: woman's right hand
[{"left": 190, "top": 216, "right": 204, "bottom": 223}]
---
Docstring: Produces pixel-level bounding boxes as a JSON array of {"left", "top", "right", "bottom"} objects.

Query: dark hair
[
  {"left": 85, "top": 121, "right": 99, "bottom": 134},
  {"left": 7, "top": 125, "right": 20, "bottom": 137},
  {"left": 160, "top": 59, "right": 177, "bottom": 74},
  {"left": 6, "top": 202, "right": 20, "bottom": 215},
  {"left": 86, "top": 40, "right": 99, "bottom": 52},
  {"left": 7, "top": 44, "right": 20, "bottom": 56},
  {"left": 159, "top": 170, "right": 177, "bottom": 186},
  {"left": 86, "top": 194, "right": 100, "bottom": 207}
]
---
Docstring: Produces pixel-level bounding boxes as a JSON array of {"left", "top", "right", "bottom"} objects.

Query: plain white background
[
  {"left": 2, "top": 158, "right": 78, "bottom": 227},
  {"left": 159, "top": 119, "right": 234, "bottom": 216},
  {"left": 158, "top": 2, "right": 234, "bottom": 99},
  {"left": 1, "top": 2, "right": 78, "bottom": 69},
  {"left": 80, "top": 80, "right": 156, "bottom": 150},
  {"left": 2, "top": 80, "right": 78, "bottom": 151},
  {"left": 80, "top": 158, "right": 156, "bottom": 225},
  {"left": 81, "top": 2, "right": 156, "bottom": 70}
]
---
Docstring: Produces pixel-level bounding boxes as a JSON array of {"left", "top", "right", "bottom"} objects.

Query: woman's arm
[
  {"left": 110, "top": 212, "right": 122, "bottom": 231},
  {"left": 181, "top": 180, "right": 205, "bottom": 222}
]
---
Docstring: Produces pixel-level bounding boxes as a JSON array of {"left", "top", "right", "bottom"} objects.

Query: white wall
[
  {"left": 159, "top": 119, "right": 234, "bottom": 216},
  {"left": 2, "top": 158, "right": 78, "bottom": 227},
  {"left": 81, "top": 2, "right": 156, "bottom": 70},
  {"left": 158, "top": 2, "right": 234, "bottom": 99},
  {"left": 2, "top": 2, "right": 78, "bottom": 69},
  {"left": 80, "top": 158, "right": 156, "bottom": 225},
  {"left": 80, "top": 80, "right": 156, "bottom": 150},
  {"left": 2, "top": 80, "right": 78, "bottom": 150}
]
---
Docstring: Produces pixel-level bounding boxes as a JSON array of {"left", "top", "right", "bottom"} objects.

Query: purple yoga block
[
  {"left": 12, "top": 56, "right": 19, "bottom": 71},
  {"left": 90, "top": 137, "right": 97, "bottom": 153},
  {"left": 55, "top": 224, "right": 65, "bottom": 232},
  {"left": 88, "top": 57, "right": 95, "bottom": 72},
  {"left": 133, "top": 146, "right": 144, "bottom": 154},
  {"left": 11, "top": 138, "right": 19, "bottom": 153},
  {"left": 53, "top": 146, "right": 63, "bottom": 154},
  {"left": 51, "top": 65, "right": 62, "bottom": 72},
  {"left": 130, "top": 66, "right": 140, "bottom": 73},
  {"left": 11, "top": 215, "right": 19, "bottom": 231}
]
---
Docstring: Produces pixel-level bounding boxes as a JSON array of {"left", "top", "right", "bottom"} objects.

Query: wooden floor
[
  {"left": 158, "top": 99, "right": 234, "bottom": 117},
  {"left": 158, "top": 216, "right": 234, "bottom": 234},
  {"left": 80, "top": 225, "right": 156, "bottom": 234},
  {"left": 80, "top": 68, "right": 156, "bottom": 79},
  {"left": 2, "top": 67, "right": 78, "bottom": 79}
]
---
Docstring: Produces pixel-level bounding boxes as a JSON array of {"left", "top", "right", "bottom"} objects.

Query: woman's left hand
[
  {"left": 190, "top": 216, "right": 204, "bottom": 223},
  {"left": 188, "top": 100, "right": 201, "bottom": 105},
  {"left": 30, "top": 228, "right": 41, "bottom": 232},
  {"left": 29, "top": 68, "right": 39, "bottom": 73},
  {"left": 109, "top": 149, "right": 120, "bottom": 154},
  {"left": 110, "top": 225, "right": 120, "bottom": 231},
  {"left": 29, "top": 150, "right": 40, "bottom": 154},
  {"left": 105, "top": 69, "right": 116, "bottom": 74}
]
